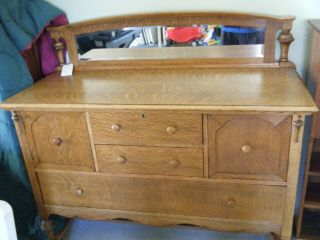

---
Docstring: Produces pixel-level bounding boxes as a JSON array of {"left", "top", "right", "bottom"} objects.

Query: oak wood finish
[
  {"left": 89, "top": 112, "right": 202, "bottom": 147},
  {"left": 45, "top": 205, "right": 282, "bottom": 235},
  {"left": 208, "top": 115, "right": 291, "bottom": 182},
  {"left": 85, "top": 112, "right": 99, "bottom": 172},
  {"left": 41, "top": 219, "right": 54, "bottom": 239},
  {"left": 37, "top": 171, "right": 286, "bottom": 223},
  {"left": 22, "top": 41, "right": 43, "bottom": 81},
  {"left": 48, "top": 12, "right": 295, "bottom": 67},
  {"left": 96, "top": 145, "right": 203, "bottom": 177},
  {"left": 278, "top": 29, "right": 294, "bottom": 63},
  {"left": 36, "top": 168, "right": 287, "bottom": 186},
  {"left": 281, "top": 115, "right": 306, "bottom": 239},
  {"left": 11, "top": 111, "right": 48, "bottom": 218},
  {"left": 53, "top": 42, "right": 65, "bottom": 66},
  {"left": 308, "top": 20, "right": 320, "bottom": 139},
  {"left": 21, "top": 112, "right": 94, "bottom": 171},
  {"left": 296, "top": 20, "right": 320, "bottom": 239},
  {"left": 0, "top": 13, "right": 317, "bottom": 240},
  {"left": 0, "top": 68, "right": 316, "bottom": 113},
  {"left": 203, "top": 114, "right": 209, "bottom": 177}
]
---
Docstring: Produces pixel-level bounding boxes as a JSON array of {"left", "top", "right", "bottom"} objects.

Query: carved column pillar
[
  {"left": 53, "top": 41, "right": 66, "bottom": 65},
  {"left": 278, "top": 29, "right": 294, "bottom": 62}
]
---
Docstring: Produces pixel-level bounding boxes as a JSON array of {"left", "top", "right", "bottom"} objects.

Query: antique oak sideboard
[{"left": 0, "top": 12, "right": 317, "bottom": 240}]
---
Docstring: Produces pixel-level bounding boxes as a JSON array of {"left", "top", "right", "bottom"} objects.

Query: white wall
[{"left": 47, "top": 0, "right": 320, "bottom": 78}]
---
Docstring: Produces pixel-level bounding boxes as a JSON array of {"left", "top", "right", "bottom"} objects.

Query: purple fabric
[{"left": 39, "top": 14, "right": 68, "bottom": 75}]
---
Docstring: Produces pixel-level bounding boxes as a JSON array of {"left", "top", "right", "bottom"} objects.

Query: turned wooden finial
[
  {"left": 53, "top": 40, "right": 65, "bottom": 65},
  {"left": 278, "top": 29, "right": 294, "bottom": 62}
]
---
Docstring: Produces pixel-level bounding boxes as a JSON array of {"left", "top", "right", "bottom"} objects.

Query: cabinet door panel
[
  {"left": 22, "top": 112, "right": 94, "bottom": 171},
  {"left": 208, "top": 115, "right": 291, "bottom": 181}
]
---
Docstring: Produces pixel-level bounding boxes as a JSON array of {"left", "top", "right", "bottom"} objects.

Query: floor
[{"left": 63, "top": 219, "right": 273, "bottom": 240}]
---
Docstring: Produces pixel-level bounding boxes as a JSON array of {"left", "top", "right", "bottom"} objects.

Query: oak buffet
[{"left": 0, "top": 12, "right": 318, "bottom": 240}]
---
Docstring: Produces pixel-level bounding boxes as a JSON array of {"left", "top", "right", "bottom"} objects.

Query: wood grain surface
[
  {"left": 22, "top": 112, "right": 94, "bottom": 171},
  {"left": 1, "top": 68, "right": 317, "bottom": 113},
  {"left": 51, "top": 12, "right": 294, "bottom": 34},
  {"left": 281, "top": 115, "right": 306, "bottom": 239},
  {"left": 12, "top": 111, "right": 48, "bottom": 218},
  {"left": 208, "top": 114, "right": 291, "bottom": 182},
  {"left": 96, "top": 145, "right": 203, "bottom": 177},
  {"left": 3, "top": 12, "right": 317, "bottom": 240},
  {"left": 307, "top": 27, "right": 320, "bottom": 138},
  {"left": 45, "top": 204, "right": 282, "bottom": 235},
  {"left": 48, "top": 11, "right": 294, "bottom": 66},
  {"left": 37, "top": 171, "right": 286, "bottom": 223},
  {"left": 89, "top": 112, "right": 202, "bottom": 147}
]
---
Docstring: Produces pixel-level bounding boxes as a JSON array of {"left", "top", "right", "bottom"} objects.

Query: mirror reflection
[{"left": 76, "top": 25, "right": 265, "bottom": 60}]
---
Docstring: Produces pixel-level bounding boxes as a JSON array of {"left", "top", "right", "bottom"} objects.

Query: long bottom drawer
[{"left": 38, "top": 171, "right": 286, "bottom": 224}]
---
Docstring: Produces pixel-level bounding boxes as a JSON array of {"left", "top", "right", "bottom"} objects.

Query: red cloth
[{"left": 167, "top": 27, "right": 202, "bottom": 43}]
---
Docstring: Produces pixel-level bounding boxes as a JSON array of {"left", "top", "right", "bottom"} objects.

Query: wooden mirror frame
[{"left": 48, "top": 12, "right": 295, "bottom": 70}]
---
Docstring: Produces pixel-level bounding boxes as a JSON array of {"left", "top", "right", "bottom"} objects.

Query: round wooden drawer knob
[
  {"left": 117, "top": 156, "right": 127, "bottom": 164},
  {"left": 75, "top": 188, "right": 84, "bottom": 196},
  {"left": 241, "top": 145, "right": 252, "bottom": 153},
  {"left": 227, "top": 199, "right": 236, "bottom": 208},
  {"left": 167, "top": 126, "right": 177, "bottom": 135},
  {"left": 169, "top": 160, "right": 179, "bottom": 167},
  {"left": 52, "top": 137, "right": 62, "bottom": 146},
  {"left": 111, "top": 124, "right": 121, "bottom": 132}
]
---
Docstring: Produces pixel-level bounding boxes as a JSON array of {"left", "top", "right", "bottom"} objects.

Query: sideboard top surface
[{"left": 1, "top": 67, "right": 317, "bottom": 113}]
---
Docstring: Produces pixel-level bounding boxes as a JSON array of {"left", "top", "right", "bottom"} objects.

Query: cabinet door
[
  {"left": 22, "top": 112, "right": 94, "bottom": 171},
  {"left": 208, "top": 115, "right": 291, "bottom": 182}
]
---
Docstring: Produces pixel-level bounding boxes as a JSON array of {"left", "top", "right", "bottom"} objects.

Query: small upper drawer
[
  {"left": 96, "top": 145, "right": 203, "bottom": 177},
  {"left": 22, "top": 112, "right": 94, "bottom": 171},
  {"left": 89, "top": 112, "right": 202, "bottom": 147}
]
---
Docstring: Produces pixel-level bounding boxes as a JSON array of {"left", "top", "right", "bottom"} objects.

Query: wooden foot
[
  {"left": 271, "top": 233, "right": 291, "bottom": 240},
  {"left": 41, "top": 219, "right": 55, "bottom": 240},
  {"left": 55, "top": 219, "right": 73, "bottom": 240},
  {"left": 271, "top": 232, "right": 280, "bottom": 240}
]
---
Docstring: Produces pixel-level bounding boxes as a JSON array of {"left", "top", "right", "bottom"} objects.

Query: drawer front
[
  {"left": 89, "top": 112, "right": 202, "bottom": 147},
  {"left": 208, "top": 114, "right": 291, "bottom": 182},
  {"left": 96, "top": 145, "right": 203, "bottom": 177},
  {"left": 38, "top": 172, "right": 286, "bottom": 224},
  {"left": 312, "top": 84, "right": 320, "bottom": 139},
  {"left": 22, "top": 112, "right": 94, "bottom": 171}
]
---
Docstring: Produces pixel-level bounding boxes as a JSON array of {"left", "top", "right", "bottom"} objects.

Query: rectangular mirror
[{"left": 76, "top": 24, "right": 265, "bottom": 61}]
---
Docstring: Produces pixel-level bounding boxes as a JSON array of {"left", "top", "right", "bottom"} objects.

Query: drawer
[
  {"left": 22, "top": 112, "right": 94, "bottom": 171},
  {"left": 96, "top": 145, "right": 203, "bottom": 177},
  {"left": 312, "top": 84, "right": 320, "bottom": 139},
  {"left": 38, "top": 171, "right": 286, "bottom": 224},
  {"left": 208, "top": 114, "right": 291, "bottom": 182},
  {"left": 89, "top": 112, "right": 202, "bottom": 147}
]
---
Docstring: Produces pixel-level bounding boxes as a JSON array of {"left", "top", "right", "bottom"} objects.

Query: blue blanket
[
  {"left": 0, "top": 0, "right": 63, "bottom": 187},
  {"left": 0, "top": 0, "right": 64, "bottom": 238}
]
